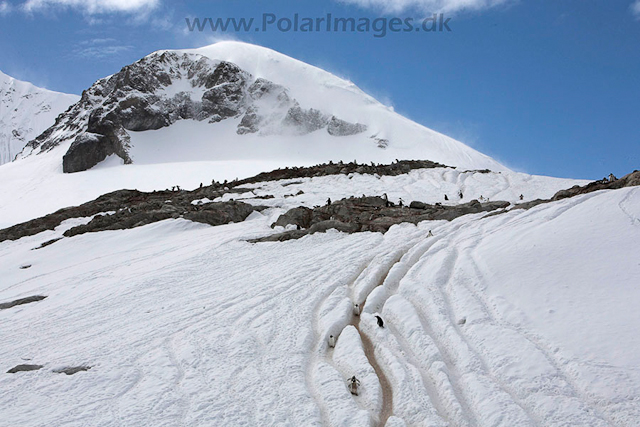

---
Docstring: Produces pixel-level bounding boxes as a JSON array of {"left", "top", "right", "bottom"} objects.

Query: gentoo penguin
[
  {"left": 375, "top": 315, "right": 384, "bottom": 328},
  {"left": 328, "top": 335, "right": 336, "bottom": 348},
  {"left": 353, "top": 303, "right": 360, "bottom": 316},
  {"left": 348, "top": 376, "right": 360, "bottom": 396}
]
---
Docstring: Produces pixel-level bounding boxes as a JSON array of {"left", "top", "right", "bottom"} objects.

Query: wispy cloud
[
  {"left": 337, "top": 0, "right": 515, "bottom": 14},
  {"left": 72, "top": 38, "right": 133, "bottom": 59},
  {"left": 0, "top": 1, "right": 13, "bottom": 15},
  {"left": 22, "top": 0, "right": 160, "bottom": 15},
  {"left": 632, "top": 0, "right": 640, "bottom": 19}
]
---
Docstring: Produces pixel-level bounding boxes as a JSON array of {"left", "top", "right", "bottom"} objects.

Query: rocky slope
[
  {"left": 0, "top": 71, "right": 78, "bottom": 165},
  {"left": 2, "top": 160, "right": 636, "bottom": 247},
  {"left": 19, "top": 51, "right": 368, "bottom": 173}
]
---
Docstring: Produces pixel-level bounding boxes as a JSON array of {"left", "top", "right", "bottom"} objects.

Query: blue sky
[{"left": 1, "top": 0, "right": 638, "bottom": 179}]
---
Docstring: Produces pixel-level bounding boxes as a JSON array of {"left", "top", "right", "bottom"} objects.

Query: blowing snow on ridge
[{"left": 19, "top": 41, "right": 504, "bottom": 173}]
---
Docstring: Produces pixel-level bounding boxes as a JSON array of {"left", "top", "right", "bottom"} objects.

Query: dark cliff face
[{"left": 22, "top": 51, "right": 368, "bottom": 173}]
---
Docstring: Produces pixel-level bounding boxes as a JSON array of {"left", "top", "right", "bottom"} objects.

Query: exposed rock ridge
[{"left": 19, "top": 52, "right": 368, "bottom": 173}]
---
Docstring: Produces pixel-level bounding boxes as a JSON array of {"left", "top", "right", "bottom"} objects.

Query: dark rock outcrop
[
  {"left": 23, "top": 52, "right": 368, "bottom": 173},
  {"left": 252, "top": 196, "right": 509, "bottom": 242},
  {"left": 0, "top": 295, "right": 47, "bottom": 310},
  {"left": 271, "top": 206, "right": 313, "bottom": 229},
  {"left": 53, "top": 366, "right": 91, "bottom": 375},
  {"left": 235, "top": 159, "right": 449, "bottom": 186},
  {"left": 327, "top": 116, "right": 367, "bottom": 136},
  {"left": 0, "top": 185, "right": 266, "bottom": 243},
  {"left": 7, "top": 364, "right": 43, "bottom": 373},
  {"left": 183, "top": 202, "right": 256, "bottom": 227},
  {"left": 510, "top": 170, "right": 640, "bottom": 212},
  {"left": 551, "top": 170, "right": 640, "bottom": 200}
]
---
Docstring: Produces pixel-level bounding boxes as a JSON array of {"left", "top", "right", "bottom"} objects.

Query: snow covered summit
[
  {"left": 0, "top": 70, "right": 78, "bottom": 165},
  {"left": 19, "top": 41, "right": 505, "bottom": 173}
]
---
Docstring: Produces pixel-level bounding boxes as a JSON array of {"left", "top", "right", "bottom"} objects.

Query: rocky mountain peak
[{"left": 20, "top": 51, "right": 368, "bottom": 173}]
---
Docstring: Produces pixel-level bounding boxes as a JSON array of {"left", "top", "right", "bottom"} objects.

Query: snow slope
[
  {"left": 1, "top": 172, "right": 638, "bottom": 426},
  {"left": 0, "top": 70, "right": 78, "bottom": 165}
]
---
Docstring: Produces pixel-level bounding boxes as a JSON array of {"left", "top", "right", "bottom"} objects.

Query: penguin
[
  {"left": 328, "top": 335, "right": 336, "bottom": 348},
  {"left": 348, "top": 376, "right": 360, "bottom": 396},
  {"left": 375, "top": 315, "right": 384, "bottom": 328},
  {"left": 427, "top": 230, "right": 434, "bottom": 237},
  {"left": 519, "top": 194, "right": 524, "bottom": 201},
  {"left": 353, "top": 303, "right": 360, "bottom": 316},
  {"left": 444, "top": 194, "right": 449, "bottom": 201},
  {"left": 382, "top": 193, "right": 390, "bottom": 207}
]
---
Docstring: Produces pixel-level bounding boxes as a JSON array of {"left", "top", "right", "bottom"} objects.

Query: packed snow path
[{"left": 1, "top": 186, "right": 639, "bottom": 426}]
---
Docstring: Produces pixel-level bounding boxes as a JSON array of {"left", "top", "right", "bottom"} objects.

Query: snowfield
[{"left": 1, "top": 171, "right": 638, "bottom": 426}]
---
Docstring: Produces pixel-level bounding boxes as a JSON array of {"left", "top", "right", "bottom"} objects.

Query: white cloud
[
  {"left": 338, "top": 0, "right": 514, "bottom": 14},
  {"left": 0, "top": 1, "right": 13, "bottom": 15},
  {"left": 632, "top": 0, "right": 640, "bottom": 19},
  {"left": 72, "top": 38, "right": 133, "bottom": 59},
  {"left": 22, "top": 0, "right": 159, "bottom": 15}
]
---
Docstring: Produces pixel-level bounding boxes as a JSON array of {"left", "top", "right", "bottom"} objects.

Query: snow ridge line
[
  {"left": 306, "top": 230, "right": 427, "bottom": 426},
  {"left": 306, "top": 258, "right": 372, "bottom": 425},
  {"left": 464, "top": 248, "right": 616, "bottom": 425},
  {"left": 617, "top": 187, "right": 640, "bottom": 227},
  {"left": 371, "top": 223, "right": 482, "bottom": 426},
  {"left": 434, "top": 247, "right": 539, "bottom": 425},
  {"left": 352, "top": 292, "right": 394, "bottom": 426},
  {"left": 420, "top": 201, "right": 620, "bottom": 426}
]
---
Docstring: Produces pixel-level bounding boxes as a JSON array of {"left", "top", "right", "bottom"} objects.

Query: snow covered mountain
[
  {"left": 2, "top": 41, "right": 639, "bottom": 426},
  {"left": 19, "top": 41, "right": 504, "bottom": 173},
  {"left": 0, "top": 70, "right": 78, "bottom": 165},
  {"left": 0, "top": 41, "right": 520, "bottom": 228}
]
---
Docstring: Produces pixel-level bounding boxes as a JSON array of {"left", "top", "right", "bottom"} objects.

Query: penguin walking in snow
[
  {"left": 353, "top": 303, "right": 361, "bottom": 316},
  {"left": 519, "top": 194, "right": 524, "bottom": 201},
  {"left": 444, "top": 194, "right": 449, "bottom": 201},
  {"left": 328, "top": 335, "right": 336, "bottom": 348},
  {"left": 375, "top": 315, "right": 384, "bottom": 328},
  {"left": 458, "top": 190, "right": 464, "bottom": 199},
  {"left": 348, "top": 376, "right": 361, "bottom": 396},
  {"left": 427, "top": 230, "right": 434, "bottom": 237}
]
